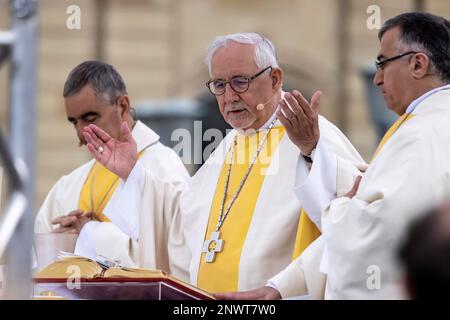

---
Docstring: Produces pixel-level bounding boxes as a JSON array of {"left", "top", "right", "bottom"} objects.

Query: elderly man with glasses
[{"left": 81, "top": 33, "right": 366, "bottom": 299}]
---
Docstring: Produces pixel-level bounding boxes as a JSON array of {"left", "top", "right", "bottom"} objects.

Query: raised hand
[
  {"left": 277, "top": 90, "right": 322, "bottom": 156},
  {"left": 83, "top": 122, "right": 138, "bottom": 180}
]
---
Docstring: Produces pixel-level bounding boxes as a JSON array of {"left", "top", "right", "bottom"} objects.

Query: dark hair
[
  {"left": 63, "top": 60, "right": 128, "bottom": 104},
  {"left": 379, "top": 12, "right": 450, "bottom": 82},
  {"left": 398, "top": 204, "right": 450, "bottom": 299}
]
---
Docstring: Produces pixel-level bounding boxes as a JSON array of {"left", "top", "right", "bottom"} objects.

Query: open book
[{"left": 33, "top": 252, "right": 214, "bottom": 300}]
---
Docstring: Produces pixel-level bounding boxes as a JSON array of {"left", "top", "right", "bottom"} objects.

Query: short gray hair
[
  {"left": 204, "top": 32, "right": 279, "bottom": 76},
  {"left": 379, "top": 13, "right": 450, "bottom": 82},
  {"left": 63, "top": 60, "right": 128, "bottom": 105}
]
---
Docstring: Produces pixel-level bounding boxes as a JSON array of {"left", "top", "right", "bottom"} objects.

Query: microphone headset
[{"left": 256, "top": 90, "right": 287, "bottom": 111}]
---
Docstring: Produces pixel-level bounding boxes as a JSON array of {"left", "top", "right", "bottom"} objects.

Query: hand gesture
[
  {"left": 83, "top": 122, "right": 138, "bottom": 180},
  {"left": 277, "top": 90, "right": 322, "bottom": 156},
  {"left": 51, "top": 209, "right": 93, "bottom": 234}
]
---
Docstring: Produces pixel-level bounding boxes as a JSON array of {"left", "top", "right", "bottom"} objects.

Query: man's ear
[
  {"left": 117, "top": 95, "right": 131, "bottom": 117},
  {"left": 411, "top": 53, "right": 430, "bottom": 79},
  {"left": 271, "top": 68, "right": 283, "bottom": 90}
]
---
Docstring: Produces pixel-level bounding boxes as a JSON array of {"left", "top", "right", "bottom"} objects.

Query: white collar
[
  {"left": 259, "top": 110, "right": 279, "bottom": 130},
  {"left": 406, "top": 84, "right": 450, "bottom": 114}
]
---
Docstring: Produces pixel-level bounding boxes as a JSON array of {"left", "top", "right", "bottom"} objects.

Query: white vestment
[
  {"left": 295, "top": 88, "right": 450, "bottom": 299},
  {"left": 105, "top": 115, "right": 366, "bottom": 293},
  {"left": 34, "top": 121, "right": 190, "bottom": 270}
]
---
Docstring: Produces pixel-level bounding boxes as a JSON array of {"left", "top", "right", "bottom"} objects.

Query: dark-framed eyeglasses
[
  {"left": 206, "top": 66, "right": 273, "bottom": 96},
  {"left": 375, "top": 51, "right": 418, "bottom": 71}
]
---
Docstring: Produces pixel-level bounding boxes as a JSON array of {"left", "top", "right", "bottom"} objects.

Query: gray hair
[
  {"left": 63, "top": 60, "right": 128, "bottom": 105},
  {"left": 204, "top": 32, "right": 279, "bottom": 76}
]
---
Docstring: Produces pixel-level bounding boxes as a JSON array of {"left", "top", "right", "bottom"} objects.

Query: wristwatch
[{"left": 302, "top": 148, "right": 316, "bottom": 163}]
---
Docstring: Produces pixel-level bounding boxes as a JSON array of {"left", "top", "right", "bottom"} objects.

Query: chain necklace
[{"left": 202, "top": 117, "right": 278, "bottom": 263}]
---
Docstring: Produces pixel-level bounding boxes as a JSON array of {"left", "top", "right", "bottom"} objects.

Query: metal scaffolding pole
[
  {"left": 0, "top": 0, "right": 38, "bottom": 299},
  {"left": 336, "top": 0, "right": 350, "bottom": 134}
]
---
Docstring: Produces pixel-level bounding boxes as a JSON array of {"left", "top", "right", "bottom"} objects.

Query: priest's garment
[
  {"left": 288, "top": 87, "right": 450, "bottom": 299},
  {"left": 105, "top": 115, "right": 366, "bottom": 294},
  {"left": 34, "top": 121, "right": 190, "bottom": 276}
]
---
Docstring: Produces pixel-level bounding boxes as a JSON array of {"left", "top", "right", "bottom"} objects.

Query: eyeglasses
[
  {"left": 375, "top": 51, "right": 417, "bottom": 71},
  {"left": 206, "top": 66, "right": 273, "bottom": 96}
]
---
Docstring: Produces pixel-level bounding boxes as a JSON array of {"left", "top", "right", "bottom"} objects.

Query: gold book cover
[{"left": 33, "top": 254, "right": 214, "bottom": 300}]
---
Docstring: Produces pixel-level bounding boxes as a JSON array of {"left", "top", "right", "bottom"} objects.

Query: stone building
[{"left": 0, "top": 0, "right": 449, "bottom": 210}]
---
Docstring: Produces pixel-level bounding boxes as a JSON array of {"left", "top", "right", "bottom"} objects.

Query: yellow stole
[
  {"left": 196, "top": 112, "right": 414, "bottom": 292},
  {"left": 291, "top": 210, "right": 321, "bottom": 259},
  {"left": 371, "top": 113, "right": 414, "bottom": 161},
  {"left": 78, "top": 150, "right": 147, "bottom": 222},
  {"left": 78, "top": 162, "right": 118, "bottom": 222},
  {"left": 197, "top": 126, "right": 286, "bottom": 292}
]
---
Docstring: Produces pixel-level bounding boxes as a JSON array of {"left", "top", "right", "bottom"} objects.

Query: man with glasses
[
  {"left": 81, "top": 33, "right": 366, "bottom": 297},
  {"left": 253, "top": 12, "right": 450, "bottom": 299},
  {"left": 34, "top": 61, "right": 190, "bottom": 275}
]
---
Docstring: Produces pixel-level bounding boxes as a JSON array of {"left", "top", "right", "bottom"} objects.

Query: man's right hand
[
  {"left": 213, "top": 286, "right": 282, "bottom": 300},
  {"left": 83, "top": 122, "right": 138, "bottom": 180},
  {"left": 343, "top": 175, "right": 362, "bottom": 199}
]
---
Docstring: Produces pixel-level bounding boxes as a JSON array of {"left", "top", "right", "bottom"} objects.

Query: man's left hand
[{"left": 52, "top": 210, "right": 94, "bottom": 234}]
